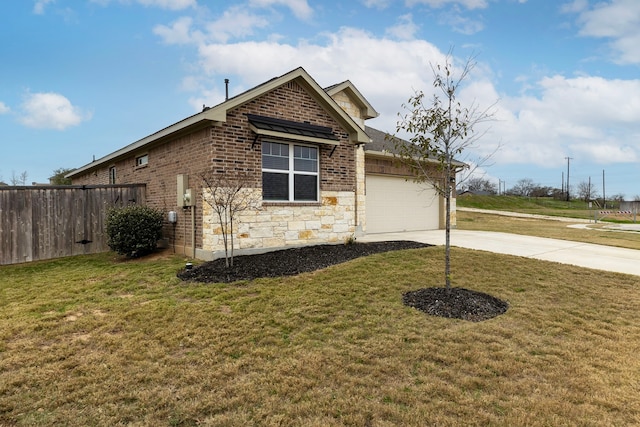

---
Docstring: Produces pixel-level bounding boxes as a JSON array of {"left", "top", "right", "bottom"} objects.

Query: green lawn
[
  {"left": 2, "top": 243, "right": 640, "bottom": 426},
  {"left": 457, "top": 194, "right": 616, "bottom": 220},
  {"left": 457, "top": 211, "right": 640, "bottom": 250}
]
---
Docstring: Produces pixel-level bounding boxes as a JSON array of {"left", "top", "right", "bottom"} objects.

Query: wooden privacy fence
[{"left": 0, "top": 185, "right": 146, "bottom": 265}]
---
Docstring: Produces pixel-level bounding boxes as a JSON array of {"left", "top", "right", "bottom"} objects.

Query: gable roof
[
  {"left": 324, "top": 80, "right": 379, "bottom": 120},
  {"left": 67, "top": 67, "right": 371, "bottom": 178}
]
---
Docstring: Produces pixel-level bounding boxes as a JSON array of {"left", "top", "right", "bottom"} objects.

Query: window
[
  {"left": 262, "top": 141, "right": 318, "bottom": 202},
  {"left": 136, "top": 154, "right": 148, "bottom": 167},
  {"left": 109, "top": 166, "right": 116, "bottom": 184}
]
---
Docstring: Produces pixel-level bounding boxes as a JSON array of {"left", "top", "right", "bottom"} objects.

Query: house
[{"left": 67, "top": 67, "right": 455, "bottom": 260}]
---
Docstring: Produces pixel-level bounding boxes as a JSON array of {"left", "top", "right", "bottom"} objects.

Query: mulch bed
[
  {"left": 177, "top": 241, "right": 508, "bottom": 321},
  {"left": 178, "top": 241, "right": 429, "bottom": 283},
  {"left": 403, "top": 287, "right": 509, "bottom": 322}
]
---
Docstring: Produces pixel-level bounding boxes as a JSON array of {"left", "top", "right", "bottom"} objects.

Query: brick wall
[{"left": 72, "top": 80, "right": 358, "bottom": 258}]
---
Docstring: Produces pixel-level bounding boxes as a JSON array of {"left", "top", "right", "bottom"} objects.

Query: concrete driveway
[{"left": 358, "top": 229, "right": 640, "bottom": 277}]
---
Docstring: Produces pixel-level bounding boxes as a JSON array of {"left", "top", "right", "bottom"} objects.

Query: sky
[{"left": 1, "top": 0, "right": 639, "bottom": 199}]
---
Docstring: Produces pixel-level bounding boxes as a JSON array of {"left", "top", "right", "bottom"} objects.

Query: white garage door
[{"left": 366, "top": 174, "right": 440, "bottom": 233}]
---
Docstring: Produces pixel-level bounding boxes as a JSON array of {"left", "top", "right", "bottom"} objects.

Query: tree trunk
[{"left": 445, "top": 171, "right": 451, "bottom": 290}]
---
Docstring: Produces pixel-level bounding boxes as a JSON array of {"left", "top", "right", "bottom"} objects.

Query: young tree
[
  {"left": 393, "top": 53, "right": 495, "bottom": 289},
  {"left": 200, "top": 170, "right": 261, "bottom": 268}
]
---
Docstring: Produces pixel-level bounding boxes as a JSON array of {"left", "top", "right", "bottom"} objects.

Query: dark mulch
[
  {"left": 177, "top": 240, "right": 508, "bottom": 321},
  {"left": 178, "top": 241, "right": 429, "bottom": 283},
  {"left": 403, "top": 287, "right": 509, "bottom": 322}
]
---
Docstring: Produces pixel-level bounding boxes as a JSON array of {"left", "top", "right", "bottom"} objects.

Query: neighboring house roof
[{"left": 67, "top": 67, "right": 371, "bottom": 179}]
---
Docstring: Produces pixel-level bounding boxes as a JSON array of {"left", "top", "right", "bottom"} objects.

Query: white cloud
[
  {"left": 19, "top": 92, "right": 91, "bottom": 130},
  {"left": 406, "top": 0, "right": 489, "bottom": 10},
  {"left": 33, "top": 0, "right": 55, "bottom": 15},
  {"left": 570, "top": 0, "right": 640, "bottom": 64},
  {"left": 205, "top": 6, "right": 271, "bottom": 43},
  {"left": 188, "top": 27, "right": 467, "bottom": 141},
  {"left": 0, "top": 102, "right": 9, "bottom": 114},
  {"left": 160, "top": 17, "right": 640, "bottom": 171},
  {"left": 385, "top": 14, "right": 419, "bottom": 40},
  {"left": 362, "top": 0, "right": 392, "bottom": 9},
  {"left": 90, "top": 0, "right": 196, "bottom": 10},
  {"left": 249, "top": 0, "right": 313, "bottom": 20},
  {"left": 560, "top": 0, "right": 588, "bottom": 14},
  {"left": 154, "top": 8, "right": 275, "bottom": 45},
  {"left": 153, "top": 16, "right": 201, "bottom": 44},
  {"left": 137, "top": 0, "right": 196, "bottom": 9},
  {"left": 438, "top": 9, "right": 484, "bottom": 34},
  {"left": 493, "top": 74, "right": 640, "bottom": 166}
]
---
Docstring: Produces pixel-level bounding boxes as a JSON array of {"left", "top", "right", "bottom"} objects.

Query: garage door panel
[{"left": 366, "top": 175, "right": 440, "bottom": 233}]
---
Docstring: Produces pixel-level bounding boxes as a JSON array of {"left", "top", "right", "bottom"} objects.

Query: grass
[
  {"left": 457, "top": 195, "right": 620, "bottom": 220},
  {"left": 457, "top": 211, "right": 640, "bottom": 250},
  {"left": 2, "top": 246, "right": 640, "bottom": 426}
]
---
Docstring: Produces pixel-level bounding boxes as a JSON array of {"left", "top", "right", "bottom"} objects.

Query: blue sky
[{"left": 2, "top": 0, "right": 639, "bottom": 198}]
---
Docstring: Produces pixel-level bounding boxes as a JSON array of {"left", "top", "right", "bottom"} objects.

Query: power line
[{"left": 565, "top": 157, "right": 573, "bottom": 201}]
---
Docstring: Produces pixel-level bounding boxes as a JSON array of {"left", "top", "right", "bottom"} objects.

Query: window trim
[
  {"left": 108, "top": 166, "right": 116, "bottom": 184},
  {"left": 135, "top": 154, "right": 149, "bottom": 167},
  {"left": 262, "top": 140, "right": 319, "bottom": 203}
]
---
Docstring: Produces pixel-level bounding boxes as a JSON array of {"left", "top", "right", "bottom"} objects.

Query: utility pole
[
  {"left": 602, "top": 169, "right": 606, "bottom": 209},
  {"left": 565, "top": 157, "right": 572, "bottom": 201}
]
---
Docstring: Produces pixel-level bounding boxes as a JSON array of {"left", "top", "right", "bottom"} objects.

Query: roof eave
[
  {"left": 67, "top": 67, "right": 373, "bottom": 178},
  {"left": 364, "top": 149, "right": 467, "bottom": 169},
  {"left": 67, "top": 116, "right": 219, "bottom": 178},
  {"left": 325, "top": 81, "right": 379, "bottom": 120}
]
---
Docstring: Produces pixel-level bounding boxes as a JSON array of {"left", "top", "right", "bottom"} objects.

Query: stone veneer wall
[
  {"left": 355, "top": 146, "right": 366, "bottom": 234},
  {"left": 328, "top": 89, "right": 367, "bottom": 234},
  {"left": 201, "top": 188, "right": 355, "bottom": 259},
  {"left": 331, "top": 91, "right": 365, "bottom": 129}
]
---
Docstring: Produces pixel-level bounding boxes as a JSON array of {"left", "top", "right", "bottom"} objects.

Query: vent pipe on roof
[{"left": 225, "top": 78, "right": 229, "bottom": 101}]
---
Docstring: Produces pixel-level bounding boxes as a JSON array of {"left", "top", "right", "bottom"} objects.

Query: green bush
[{"left": 105, "top": 205, "right": 164, "bottom": 257}]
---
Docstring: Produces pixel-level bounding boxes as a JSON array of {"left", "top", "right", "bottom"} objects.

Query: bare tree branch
[
  {"left": 200, "top": 170, "right": 261, "bottom": 268},
  {"left": 391, "top": 52, "right": 498, "bottom": 289}
]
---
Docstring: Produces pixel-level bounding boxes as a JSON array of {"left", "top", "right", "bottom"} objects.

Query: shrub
[{"left": 105, "top": 205, "right": 164, "bottom": 257}]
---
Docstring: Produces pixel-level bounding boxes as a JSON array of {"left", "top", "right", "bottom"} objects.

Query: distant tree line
[
  {"left": 0, "top": 170, "right": 29, "bottom": 186},
  {"left": 458, "top": 176, "right": 628, "bottom": 203},
  {"left": 0, "top": 167, "right": 74, "bottom": 186}
]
